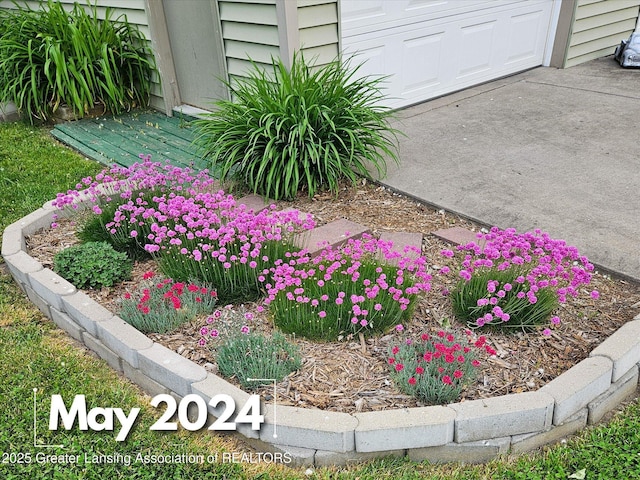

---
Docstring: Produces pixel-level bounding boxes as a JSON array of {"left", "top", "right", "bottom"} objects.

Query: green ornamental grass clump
[
  {"left": 54, "top": 241, "right": 131, "bottom": 289},
  {"left": 215, "top": 331, "right": 301, "bottom": 390},
  {"left": 193, "top": 52, "right": 401, "bottom": 200},
  {"left": 0, "top": 0, "right": 155, "bottom": 122}
]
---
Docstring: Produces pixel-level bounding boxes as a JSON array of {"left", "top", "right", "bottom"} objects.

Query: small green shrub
[
  {"left": 118, "top": 272, "right": 217, "bottom": 334},
  {"left": 215, "top": 332, "right": 301, "bottom": 390},
  {"left": 54, "top": 241, "right": 132, "bottom": 289},
  {"left": 0, "top": 0, "right": 155, "bottom": 122},
  {"left": 450, "top": 266, "right": 559, "bottom": 331},
  {"left": 193, "top": 52, "right": 401, "bottom": 200}
]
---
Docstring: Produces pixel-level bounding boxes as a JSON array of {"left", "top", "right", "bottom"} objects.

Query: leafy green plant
[
  {"left": 53, "top": 241, "right": 132, "bottom": 289},
  {"left": 193, "top": 52, "right": 401, "bottom": 200},
  {"left": 215, "top": 332, "right": 301, "bottom": 390},
  {"left": 118, "top": 271, "right": 217, "bottom": 333},
  {"left": 0, "top": 0, "right": 155, "bottom": 123}
]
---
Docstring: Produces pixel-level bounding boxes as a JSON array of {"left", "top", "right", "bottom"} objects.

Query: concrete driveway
[{"left": 382, "top": 57, "right": 640, "bottom": 281}]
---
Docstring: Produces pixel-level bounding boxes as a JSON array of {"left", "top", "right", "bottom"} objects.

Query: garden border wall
[{"left": 2, "top": 200, "right": 640, "bottom": 467}]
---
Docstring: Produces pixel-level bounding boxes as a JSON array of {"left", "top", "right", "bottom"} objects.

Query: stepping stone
[
  {"left": 296, "top": 218, "right": 370, "bottom": 257},
  {"left": 432, "top": 226, "right": 485, "bottom": 250},
  {"left": 378, "top": 231, "right": 423, "bottom": 265},
  {"left": 236, "top": 194, "right": 270, "bottom": 213}
]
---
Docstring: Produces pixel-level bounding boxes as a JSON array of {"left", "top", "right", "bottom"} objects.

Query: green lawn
[{"left": 1, "top": 121, "right": 639, "bottom": 479}]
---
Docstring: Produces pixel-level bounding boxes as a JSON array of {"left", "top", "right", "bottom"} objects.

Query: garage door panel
[
  {"left": 342, "top": 0, "right": 526, "bottom": 36},
  {"left": 341, "top": 0, "right": 554, "bottom": 108}
]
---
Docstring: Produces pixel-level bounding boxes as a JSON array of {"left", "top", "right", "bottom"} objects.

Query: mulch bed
[{"left": 26, "top": 181, "right": 640, "bottom": 413}]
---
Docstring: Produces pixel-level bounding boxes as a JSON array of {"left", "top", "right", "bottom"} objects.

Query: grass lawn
[{"left": 1, "top": 121, "right": 639, "bottom": 479}]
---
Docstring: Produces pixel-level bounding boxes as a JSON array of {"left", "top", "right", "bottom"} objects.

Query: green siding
[{"left": 565, "top": 0, "right": 640, "bottom": 67}]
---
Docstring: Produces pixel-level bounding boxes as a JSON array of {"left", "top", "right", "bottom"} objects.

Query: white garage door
[{"left": 341, "top": 0, "right": 555, "bottom": 108}]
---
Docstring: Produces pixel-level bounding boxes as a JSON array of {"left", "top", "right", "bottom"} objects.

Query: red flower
[
  {"left": 415, "top": 366, "right": 424, "bottom": 375},
  {"left": 171, "top": 297, "right": 181, "bottom": 310},
  {"left": 472, "top": 360, "right": 481, "bottom": 367},
  {"left": 143, "top": 271, "right": 155, "bottom": 280},
  {"left": 421, "top": 333, "right": 429, "bottom": 341},
  {"left": 395, "top": 363, "right": 404, "bottom": 372},
  {"left": 408, "top": 377, "right": 416, "bottom": 385},
  {"left": 442, "top": 375, "right": 452, "bottom": 385},
  {"left": 391, "top": 346, "right": 399, "bottom": 355},
  {"left": 457, "top": 355, "right": 466, "bottom": 363},
  {"left": 388, "top": 358, "right": 395, "bottom": 365},
  {"left": 123, "top": 292, "right": 131, "bottom": 300},
  {"left": 446, "top": 333, "right": 455, "bottom": 343},
  {"left": 188, "top": 284, "right": 199, "bottom": 292},
  {"left": 445, "top": 354, "right": 455, "bottom": 363},
  {"left": 195, "top": 297, "right": 202, "bottom": 303},
  {"left": 453, "top": 370, "right": 463, "bottom": 379}
]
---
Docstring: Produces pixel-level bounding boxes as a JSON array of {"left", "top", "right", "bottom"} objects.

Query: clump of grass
[
  {"left": 215, "top": 332, "right": 301, "bottom": 390},
  {"left": 0, "top": 0, "right": 155, "bottom": 122},
  {"left": 193, "top": 52, "right": 401, "bottom": 200}
]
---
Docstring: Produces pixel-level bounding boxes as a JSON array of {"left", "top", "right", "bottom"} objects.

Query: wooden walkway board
[{"left": 50, "top": 110, "right": 208, "bottom": 171}]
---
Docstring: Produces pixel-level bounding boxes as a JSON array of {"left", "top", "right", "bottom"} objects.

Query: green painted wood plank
[
  {"left": 52, "top": 124, "right": 139, "bottom": 167},
  {"left": 50, "top": 129, "right": 114, "bottom": 166},
  {"left": 112, "top": 115, "right": 198, "bottom": 154},
  {"left": 58, "top": 119, "right": 187, "bottom": 165},
  {"left": 131, "top": 112, "right": 197, "bottom": 142}
]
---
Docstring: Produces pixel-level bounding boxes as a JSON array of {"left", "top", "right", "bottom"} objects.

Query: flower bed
[{"left": 29, "top": 159, "right": 640, "bottom": 413}]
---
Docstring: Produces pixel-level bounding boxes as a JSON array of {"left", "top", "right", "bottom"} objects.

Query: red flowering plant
[
  {"left": 118, "top": 271, "right": 218, "bottom": 333},
  {"left": 388, "top": 329, "right": 496, "bottom": 405}
]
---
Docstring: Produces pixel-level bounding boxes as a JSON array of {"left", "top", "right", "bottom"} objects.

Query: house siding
[
  {"left": 0, "top": 0, "right": 163, "bottom": 110},
  {"left": 219, "top": 0, "right": 338, "bottom": 82},
  {"left": 565, "top": 0, "right": 640, "bottom": 67}
]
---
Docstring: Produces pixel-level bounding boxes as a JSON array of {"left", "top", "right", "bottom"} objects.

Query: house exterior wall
[
  {"left": 0, "top": 0, "right": 164, "bottom": 110},
  {"left": 564, "top": 0, "right": 640, "bottom": 67},
  {"left": 219, "top": 0, "right": 338, "bottom": 83}
]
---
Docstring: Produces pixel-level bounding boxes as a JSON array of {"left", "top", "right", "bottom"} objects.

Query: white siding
[
  {"left": 565, "top": 0, "right": 640, "bottom": 67},
  {"left": 298, "top": 0, "right": 339, "bottom": 63}
]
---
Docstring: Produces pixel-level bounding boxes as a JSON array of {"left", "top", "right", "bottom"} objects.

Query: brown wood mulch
[{"left": 26, "top": 181, "right": 640, "bottom": 413}]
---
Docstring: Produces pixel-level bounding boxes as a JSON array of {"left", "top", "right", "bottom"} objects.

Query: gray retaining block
[
  {"left": 237, "top": 194, "right": 269, "bottom": 213},
  {"left": 510, "top": 409, "right": 587, "bottom": 454},
  {"left": 354, "top": 406, "right": 455, "bottom": 452},
  {"left": 3, "top": 250, "right": 43, "bottom": 288},
  {"left": 50, "top": 307, "right": 84, "bottom": 343},
  {"left": 62, "top": 291, "right": 114, "bottom": 336},
  {"left": 1, "top": 224, "right": 24, "bottom": 257},
  {"left": 82, "top": 332, "right": 123, "bottom": 373},
  {"left": 408, "top": 436, "right": 510, "bottom": 464},
  {"left": 242, "top": 436, "right": 316, "bottom": 467},
  {"left": 191, "top": 374, "right": 258, "bottom": 440},
  {"left": 378, "top": 231, "right": 423, "bottom": 259},
  {"left": 138, "top": 343, "right": 207, "bottom": 397},
  {"left": 122, "top": 361, "right": 170, "bottom": 398},
  {"left": 24, "top": 284, "right": 52, "bottom": 318},
  {"left": 540, "top": 356, "right": 612, "bottom": 425},
  {"left": 28, "top": 268, "right": 76, "bottom": 311},
  {"left": 260, "top": 404, "right": 357, "bottom": 453},
  {"left": 450, "top": 391, "right": 554, "bottom": 443},
  {"left": 314, "top": 448, "right": 405, "bottom": 467},
  {"left": 95, "top": 315, "right": 153, "bottom": 369},
  {"left": 12, "top": 207, "right": 56, "bottom": 236},
  {"left": 590, "top": 319, "right": 640, "bottom": 382},
  {"left": 588, "top": 366, "right": 638, "bottom": 425}
]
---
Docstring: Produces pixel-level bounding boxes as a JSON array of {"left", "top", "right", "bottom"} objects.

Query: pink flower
[
  {"left": 590, "top": 290, "right": 600, "bottom": 299},
  {"left": 318, "top": 311, "right": 327, "bottom": 318},
  {"left": 395, "top": 363, "right": 404, "bottom": 372},
  {"left": 442, "top": 375, "right": 452, "bottom": 385},
  {"left": 240, "top": 325, "right": 250, "bottom": 334},
  {"left": 542, "top": 328, "right": 551, "bottom": 336},
  {"left": 395, "top": 324, "right": 404, "bottom": 332},
  {"left": 130, "top": 230, "right": 138, "bottom": 238},
  {"left": 408, "top": 377, "right": 416, "bottom": 385}
]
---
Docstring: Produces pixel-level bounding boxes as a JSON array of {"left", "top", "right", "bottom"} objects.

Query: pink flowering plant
[
  {"left": 261, "top": 234, "right": 432, "bottom": 340},
  {"left": 52, "top": 156, "right": 315, "bottom": 304},
  {"left": 118, "top": 271, "right": 218, "bottom": 333},
  {"left": 388, "top": 329, "right": 496, "bottom": 405},
  {"left": 440, "top": 227, "right": 598, "bottom": 334},
  {"left": 197, "top": 304, "right": 254, "bottom": 350}
]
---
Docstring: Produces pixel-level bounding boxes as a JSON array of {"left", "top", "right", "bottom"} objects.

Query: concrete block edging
[{"left": 2, "top": 202, "right": 640, "bottom": 467}]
